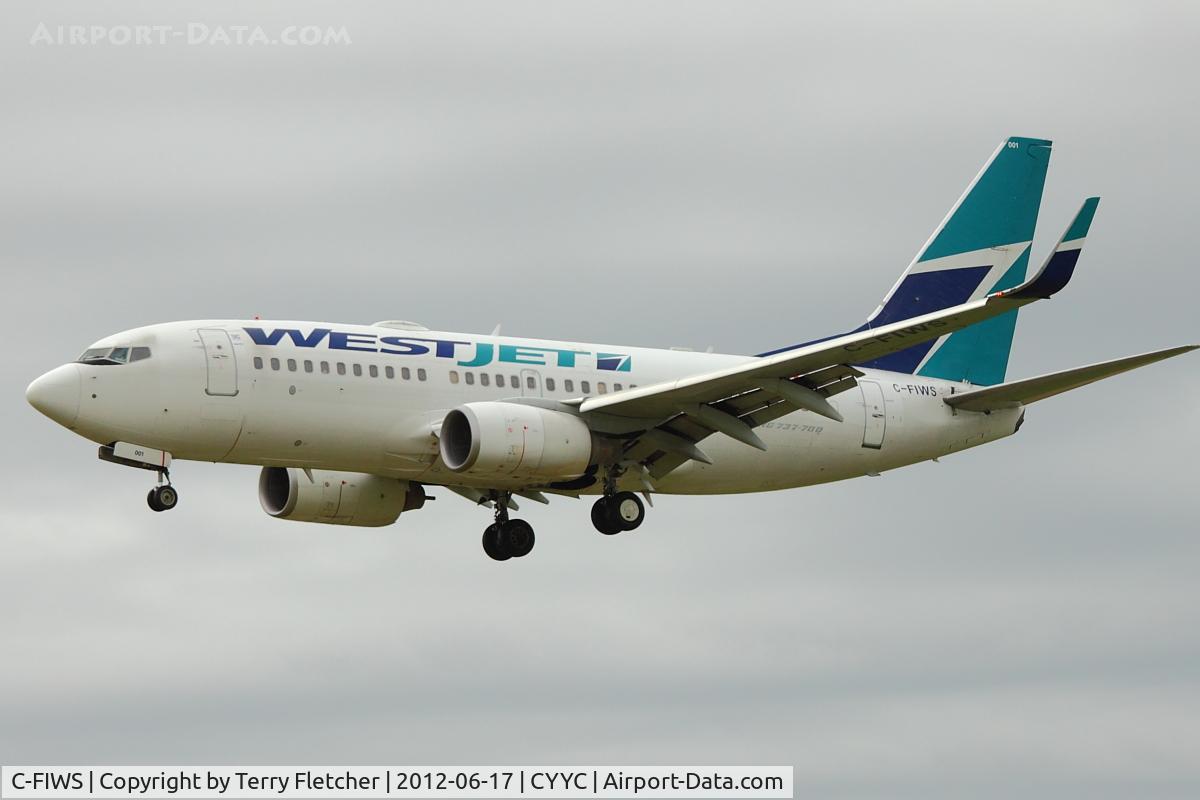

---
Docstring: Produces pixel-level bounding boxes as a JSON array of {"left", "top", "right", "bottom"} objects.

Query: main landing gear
[
  {"left": 590, "top": 466, "right": 647, "bottom": 535},
  {"left": 481, "top": 492, "right": 535, "bottom": 561},
  {"left": 477, "top": 469, "right": 651, "bottom": 560},
  {"left": 591, "top": 491, "right": 645, "bottom": 535}
]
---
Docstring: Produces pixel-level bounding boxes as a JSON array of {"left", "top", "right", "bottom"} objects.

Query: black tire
[
  {"left": 610, "top": 491, "right": 645, "bottom": 531},
  {"left": 482, "top": 524, "right": 511, "bottom": 561},
  {"left": 146, "top": 489, "right": 164, "bottom": 512},
  {"left": 502, "top": 519, "right": 535, "bottom": 558},
  {"left": 591, "top": 497, "right": 622, "bottom": 535},
  {"left": 155, "top": 485, "right": 179, "bottom": 511}
]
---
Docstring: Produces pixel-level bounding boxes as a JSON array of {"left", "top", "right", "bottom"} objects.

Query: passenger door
[
  {"left": 198, "top": 328, "right": 238, "bottom": 396},
  {"left": 860, "top": 380, "right": 887, "bottom": 449}
]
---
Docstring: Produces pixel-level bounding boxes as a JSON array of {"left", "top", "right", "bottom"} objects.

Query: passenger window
[
  {"left": 449, "top": 370, "right": 460, "bottom": 384},
  {"left": 353, "top": 363, "right": 362, "bottom": 377},
  {"left": 495, "top": 373, "right": 504, "bottom": 387},
  {"left": 385, "top": 366, "right": 394, "bottom": 379},
  {"left": 465, "top": 372, "right": 474, "bottom": 385},
  {"left": 304, "top": 360, "right": 313, "bottom": 373},
  {"left": 321, "top": 361, "right": 330, "bottom": 374},
  {"left": 418, "top": 368, "right": 427, "bottom": 381},
  {"left": 510, "top": 375, "right": 518, "bottom": 388},
  {"left": 480, "top": 373, "right": 490, "bottom": 387},
  {"left": 630, "top": 384, "right": 637, "bottom": 389},
  {"left": 253, "top": 356, "right": 263, "bottom": 370},
  {"left": 336, "top": 362, "right": 346, "bottom": 376},
  {"left": 287, "top": 358, "right": 297, "bottom": 372},
  {"left": 581, "top": 380, "right": 591, "bottom": 394},
  {"left": 564, "top": 379, "right": 574, "bottom": 393},
  {"left": 527, "top": 376, "right": 536, "bottom": 389},
  {"left": 401, "top": 367, "right": 411, "bottom": 380},
  {"left": 369, "top": 364, "right": 378, "bottom": 378},
  {"left": 130, "top": 346, "right": 151, "bottom": 362},
  {"left": 614, "top": 383, "right": 622, "bottom": 391},
  {"left": 546, "top": 377, "right": 556, "bottom": 391},
  {"left": 598, "top": 382, "right": 607, "bottom": 394},
  {"left": 270, "top": 358, "right": 280, "bottom": 371}
]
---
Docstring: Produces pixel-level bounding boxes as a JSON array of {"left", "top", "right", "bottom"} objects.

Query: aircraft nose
[{"left": 26, "top": 364, "right": 81, "bottom": 428}]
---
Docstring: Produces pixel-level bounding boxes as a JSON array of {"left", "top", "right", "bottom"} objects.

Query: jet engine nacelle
[
  {"left": 258, "top": 467, "right": 426, "bottom": 527},
  {"left": 439, "top": 401, "right": 594, "bottom": 480}
]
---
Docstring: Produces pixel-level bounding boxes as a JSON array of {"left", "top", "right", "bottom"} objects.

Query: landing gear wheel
[
  {"left": 611, "top": 491, "right": 644, "bottom": 531},
  {"left": 482, "top": 523, "right": 511, "bottom": 561},
  {"left": 147, "top": 485, "right": 178, "bottom": 513},
  {"left": 591, "top": 497, "right": 622, "bottom": 535},
  {"left": 501, "top": 519, "right": 535, "bottom": 558},
  {"left": 155, "top": 485, "right": 178, "bottom": 511}
]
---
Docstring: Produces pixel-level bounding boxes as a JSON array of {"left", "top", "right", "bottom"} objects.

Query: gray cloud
[{"left": 2, "top": 1, "right": 1199, "bottom": 797}]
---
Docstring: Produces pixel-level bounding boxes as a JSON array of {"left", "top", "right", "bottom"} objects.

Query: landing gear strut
[
  {"left": 481, "top": 491, "right": 536, "bottom": 561},
  {"left": 146, "top": 470, "right": 179, "bottom": 512}
]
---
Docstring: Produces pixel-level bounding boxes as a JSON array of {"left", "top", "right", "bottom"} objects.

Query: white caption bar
[{"left": 1, "top": 767, "right": 792, "bottom": 799}]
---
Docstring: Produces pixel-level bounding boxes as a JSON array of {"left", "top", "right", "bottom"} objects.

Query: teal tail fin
[{"left": 858, "top": 136, "right": 1052, "bottom": 385}]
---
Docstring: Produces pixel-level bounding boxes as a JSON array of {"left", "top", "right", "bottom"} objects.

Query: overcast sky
[{"left": 2, "top": 1, "right": 1199, "bottom": 797}]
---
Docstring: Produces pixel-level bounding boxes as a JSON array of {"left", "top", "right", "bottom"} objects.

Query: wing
[{"left": 576, "top": 199, "right": 1100, "bottom": 480}]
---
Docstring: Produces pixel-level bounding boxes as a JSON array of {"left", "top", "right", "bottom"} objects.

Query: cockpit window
[
  {"left": 78, "top": 346, "right": 151, "bottom": 365},
  {"left": 79, "top": 348, "right": 119, "bottom": 365}
]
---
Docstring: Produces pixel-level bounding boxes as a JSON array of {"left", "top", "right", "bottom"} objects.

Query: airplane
[{"left": 25, "top": 136, "right": 1197, "bottom": 561}]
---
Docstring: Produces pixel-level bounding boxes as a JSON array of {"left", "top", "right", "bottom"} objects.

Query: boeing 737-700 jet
[{"left": 25, "top": 137, "right": 1197, "bottom": 560}]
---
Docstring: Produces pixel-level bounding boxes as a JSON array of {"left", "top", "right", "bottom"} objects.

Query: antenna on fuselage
[{"left": 490, "top": 323, "right": 502, "bottom": 336}]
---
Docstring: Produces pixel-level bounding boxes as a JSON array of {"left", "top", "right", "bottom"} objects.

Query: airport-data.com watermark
[{"left": 30, "top": 22, "right": 352, "bottom": 47}]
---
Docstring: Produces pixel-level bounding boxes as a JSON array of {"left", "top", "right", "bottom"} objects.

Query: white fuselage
[{"left": 42, "top": 320, "right": 1023, "bottom": 495}]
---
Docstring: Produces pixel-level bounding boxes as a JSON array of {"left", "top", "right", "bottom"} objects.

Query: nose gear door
[{"left": 198, "top": 328, "right": 239, "bottom": 396}]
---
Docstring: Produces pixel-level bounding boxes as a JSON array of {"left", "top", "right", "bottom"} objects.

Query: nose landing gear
[
  {"left": 98, "top": 443, "right": 180, "bottom": 513},
  {"left": 147, "top": 484, "right": 178, "bottom": 512},
  {"left": 146, "top": 472, "right": 179, "bottom": 512}
]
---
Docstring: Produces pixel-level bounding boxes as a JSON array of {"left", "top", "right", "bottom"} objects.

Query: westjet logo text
[{"left": 243, "top": 328, "right": 633, "bottom": 371}]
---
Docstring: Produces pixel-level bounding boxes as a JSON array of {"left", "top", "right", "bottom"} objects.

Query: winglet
[{"left": 1000, "top": 197, "right": 1100, "bottom": 300}]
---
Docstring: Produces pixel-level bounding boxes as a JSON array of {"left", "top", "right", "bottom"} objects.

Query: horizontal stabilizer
[{"left": 944, "top": 344, "right": 1198, "bottom": 412}]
